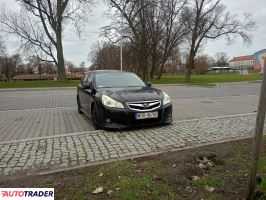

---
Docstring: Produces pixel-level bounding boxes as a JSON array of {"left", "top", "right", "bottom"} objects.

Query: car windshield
[{"left": 95, "top": 72, "right": 146, "bottom": 88}]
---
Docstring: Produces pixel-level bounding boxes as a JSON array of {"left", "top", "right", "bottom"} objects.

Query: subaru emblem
[{"left": 143, "top": 103, "right": 149, "bottom": 108}]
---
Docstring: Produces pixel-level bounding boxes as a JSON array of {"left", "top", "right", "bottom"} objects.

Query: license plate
[{"left": 135, "top": 111, "right": 158, "bottom": 120}]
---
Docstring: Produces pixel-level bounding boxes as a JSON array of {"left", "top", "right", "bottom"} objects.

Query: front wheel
[{"left": 91, "top": 105, "right": 100, "bottom": 130}]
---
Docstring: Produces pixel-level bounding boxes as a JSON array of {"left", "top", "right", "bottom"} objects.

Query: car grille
[{"left": 126, "top": 100, "right": 161, "bottom": 111}]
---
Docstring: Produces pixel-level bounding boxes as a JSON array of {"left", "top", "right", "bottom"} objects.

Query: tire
[
  {"left": 77, "top": 97, "right": 83, "bottom": 114},
  {"left": 91, "top": 105, "right": 100, "bottom": 130}
]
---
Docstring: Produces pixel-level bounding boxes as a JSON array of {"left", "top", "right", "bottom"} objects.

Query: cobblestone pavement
[
  {"left": 0, "top": 113, "right": 259, "bottom": 176},
  {"left": 0, "top": 107, "right": 94, "bottom": 142}
]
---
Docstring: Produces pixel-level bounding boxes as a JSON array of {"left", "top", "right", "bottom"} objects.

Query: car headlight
[
  {"left": 102, "top": 94, "right": 124, "bottom": 108},
  {"left": 163, "top": 92, "right": 171, "bottom": 105}
]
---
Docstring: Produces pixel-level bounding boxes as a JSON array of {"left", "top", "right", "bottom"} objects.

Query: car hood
[{"left": 98, "top": 87, "right": 163, "bottom": 102}]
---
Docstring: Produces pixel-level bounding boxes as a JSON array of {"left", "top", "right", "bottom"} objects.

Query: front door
[{"left": 79, "top": 73, "right": 93, "bottom": 116}]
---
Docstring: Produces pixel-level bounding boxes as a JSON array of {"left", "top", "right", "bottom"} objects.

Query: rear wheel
[
  {"left": 91, "top": 105, "right": 100, "bottom": 130},
  {"left": 77, "top": 97, "right": 83, "bottom": 114}
]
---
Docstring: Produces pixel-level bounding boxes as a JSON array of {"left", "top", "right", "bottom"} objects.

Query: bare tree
[
  {"left": 147, "top": 0, "right": 187, "bottom": 79},
  {"left": 154, "top": 0, "right": 187, "bottom": 79},
  {"left": 0, "top": 0, "right": 93, "bottom": 82},
  {"left": 27, "top": 55, "right": 45, "bottom": 76},
  {"left": 104, "top": 0, "right": 187, "bottom": 80},
  {"left": 0, "top": 56, "right": 17, "bottom": 80},
  {"left": 65, "top": 61, "right": 76, "bottom": 74},
  {"left": 79, "top": 61, "right": 86, "bottom": 74},
  {"left": 89, "top": 41, "right": 120, "bottom": 70},
  {"left": 183, "top": 0, "right": 255, "bottom": 82},
  {"left": 104, "top": 0, "right": 155, "bottom": 80},
  {"left": 89, "top": 40, "right": 143, "bottom": 73},
  {"left": 215, "top": 52, "right": 229, "bottom": 67},
  {"left": 79, "top": 61, "right": 85, "bottom": 68},
  {"left": 42, "top": 61, "right": 56, "bottom": 74},
  {"left": 0, "top": 35, "right": 5, "bottom": 56},
  {"left": 193, "top": 54, "right": 209, "bottom": 74}
]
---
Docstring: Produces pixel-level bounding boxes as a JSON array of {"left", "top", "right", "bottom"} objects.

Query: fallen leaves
[
  {"left": 197, "top": 156, "right": 215, "bottom": 170},
  {"left": 92, "top": 187, "right": 103, "bottom": 194},
  {"left": 106, "top": 190, "right": 113, "bottom": 195},
  {"left": 204, "top": 185, "right": 214, "bottom": 192},
  {"left": 192, "top": 175, "right": 201, "bottom": 181},
  {"left": 92, "top": 187, "right": 114, "bottom": 196}
]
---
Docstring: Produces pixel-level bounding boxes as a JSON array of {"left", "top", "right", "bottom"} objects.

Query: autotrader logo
[{"left": 0, "top": 188, "right": 54, "bottom": 199}]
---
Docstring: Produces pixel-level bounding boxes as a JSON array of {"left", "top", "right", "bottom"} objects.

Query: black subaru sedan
[{"left": 77, "top": 70, "right": 172, "bottom": 129}]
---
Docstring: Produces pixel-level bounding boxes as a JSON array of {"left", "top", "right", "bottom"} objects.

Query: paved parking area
[
  {"left": 0, "top": 81, "right": 260, "bottom": 111},
  {"left": 0, "top": 107, "right": 94, "bottom": 142},
  {"left": 0, "top": 82, "right": 262, "bottom": 175},
  {"left": 0, "top": 113, "right": 258, "bottom": 175},
  {"left": 0, "top": 89, "right": 75, "bottom": 111},
  {"left": 0, "top": 83, "right": 260, "bottom": 141},
  {"left": 0, "top": 95, "right": 258, "bottom": 141}
]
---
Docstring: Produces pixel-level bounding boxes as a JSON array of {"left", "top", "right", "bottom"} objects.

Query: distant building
[
  {"left": 253, "top": 49, "right": 266, "bottom": 71},
  {"left": 229, "top": 55, "right": 254, "bottom": 70},
  {"left": 229, "top": 49, "right": 266, "bottom": 72}
]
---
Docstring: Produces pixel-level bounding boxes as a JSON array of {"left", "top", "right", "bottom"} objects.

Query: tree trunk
[
  {"left": 150, "top": 61, "right": 156, "bottom": 79},
  {"left": 137, "top": 47, "right": 149, "bottom": 81},
  {"left": 150, "top": 67, "right": 155, "bottom": 79},
  {"left": 136, "top": 63, "right": 141, "bottom": 76},
  {"left": 246, "top": 57, "right": 266, "bottom": 199},
  {"left": 150, "top": 50, "right": 158, "bottom": 79},
  {"left": 57, "top": 49, "right": 66, "bottom": 82},
  {"left": 185, "top": 67, "right": 192, "bottom": 83},
  {"left": 141, "top": 59, "right": 148, "bottom": 81},
  {"left": 156, "top": 59, "right": 167, "bottom": 80},
  {"left": 185, "top": 55, "right": 194, "bottom": 83},
  {"left": 56, "top": 24, "right": 66, "bottom": 82}
]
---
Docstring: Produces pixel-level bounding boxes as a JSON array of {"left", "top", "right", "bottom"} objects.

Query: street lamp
[{"left": 120, "top": 14, "right": 124, "bottom": 71}]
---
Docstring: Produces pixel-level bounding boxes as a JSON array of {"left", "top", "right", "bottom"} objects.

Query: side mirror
[
  {"left": 82, "top": 82, "right": 92, "bottom": 89},
  {"left": 146, "top": 81, "right": 152, "bottom": 87}
]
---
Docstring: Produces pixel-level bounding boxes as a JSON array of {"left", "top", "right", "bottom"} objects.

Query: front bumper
[{"left": 98, "top": 103, "right": 173, "bottom": 129}]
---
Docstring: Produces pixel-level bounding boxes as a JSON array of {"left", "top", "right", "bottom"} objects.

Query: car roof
[{"left": 89, "top": 70, "right": 133, "bottom": 74}]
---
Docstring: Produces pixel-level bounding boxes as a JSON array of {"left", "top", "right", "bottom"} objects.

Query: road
[{"left": 0, "top": 81, "right": 261, "bottom": 141}]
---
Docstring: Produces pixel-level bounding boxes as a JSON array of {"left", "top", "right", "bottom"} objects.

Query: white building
[
  {"left": 254, "top": 49, "right": 266, "bottom": 71},
  {"left": 229, "top": 55, "right": 254, "bottom": 70}
]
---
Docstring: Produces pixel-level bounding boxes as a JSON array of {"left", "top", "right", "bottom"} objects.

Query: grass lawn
[
  {"left": 152, "top": 73, "right": 262, "bottom": 86},
  {"left": 0, "top": 80, "right": 80, "bottom": 88},
  {"left": 0, "top": 73, "right": 262, "bottom": 88},
  {"left": 2, "top": 136, "right": 266, "bottom": 200}
]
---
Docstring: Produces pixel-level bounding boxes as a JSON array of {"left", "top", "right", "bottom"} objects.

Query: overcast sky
[{"left": 0, "top": 0, "right": 265, "bottom": 66}]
